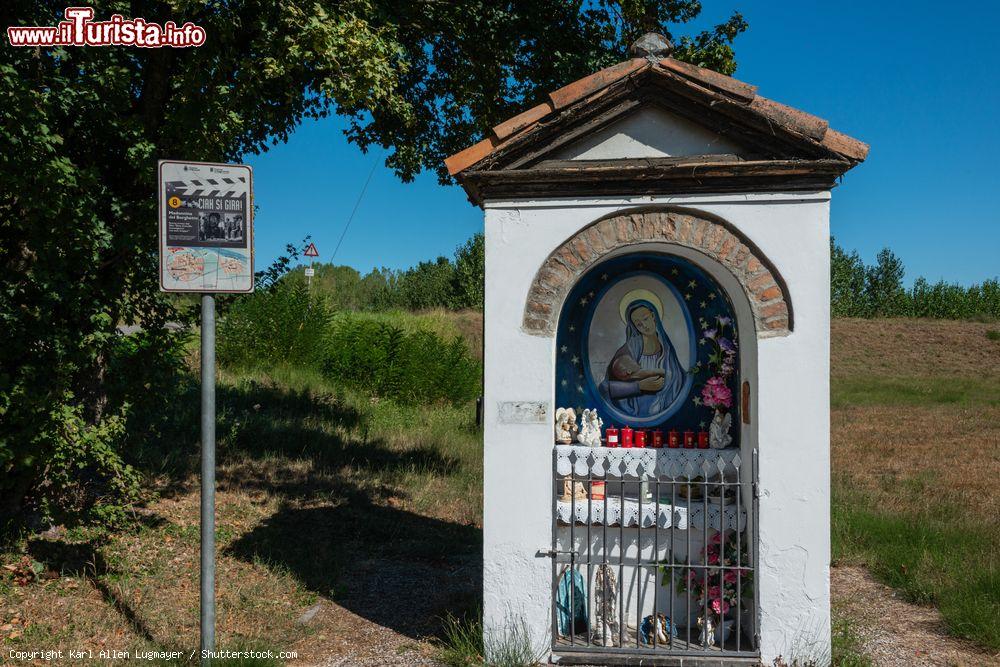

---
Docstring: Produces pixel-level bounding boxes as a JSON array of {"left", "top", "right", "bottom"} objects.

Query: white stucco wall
[
  {"left": 552, "top": 107, "right": 748, "bottom": 160},
  {"left": 482, "top": 192, "right": 832, "bottom": 664}
]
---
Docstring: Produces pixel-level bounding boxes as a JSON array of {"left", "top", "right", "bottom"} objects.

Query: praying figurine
[
  {"left": 555, "top": 407, "right": 578, "bottom": 444},
  {"left": 577, "top": 408, "right": 603, "bottom": 447},
  {"left": 709, "top": 410, "right": 733, "bottom": 449},
  {"left": 560, "top": 479, "right": 588, "bottom": 502}
]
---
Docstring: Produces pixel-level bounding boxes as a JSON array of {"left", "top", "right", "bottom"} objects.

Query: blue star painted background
[{"left": 555, "top": 253, "right": 741, "bottom": 444}]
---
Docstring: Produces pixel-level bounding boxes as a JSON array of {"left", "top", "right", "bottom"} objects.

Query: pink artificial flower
[
  {"left": 725, "top": 571, "right": 738, "bottom": 583},
  {"left": 701, "top": 376, "right": 733, "bottom": 409},
  {"left": 710, "top": 532, "right": 723, "bottom": 544},
  {"left": 711, "top": 598, "right": 730, "bottom": 615},
  {"left": 708, "top": 553, "right": 720, "bottom": 565},
  {"left": 708, "top": 586, "right": 721, "bottom": 599}
]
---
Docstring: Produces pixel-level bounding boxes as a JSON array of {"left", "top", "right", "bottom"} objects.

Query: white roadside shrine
[{"left": 446, "top": 34, "right": 868, "bottom": 666}]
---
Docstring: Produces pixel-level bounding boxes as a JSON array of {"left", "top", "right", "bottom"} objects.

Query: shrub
[
  {"left": 322, "top": 314, "right": 480, "bottom": 405},
  {"left": 218, "top": 281, "right": 333, "bottom": 369},
  {"left": 32, "top": 401, "right": 143, "bottom": 528}
]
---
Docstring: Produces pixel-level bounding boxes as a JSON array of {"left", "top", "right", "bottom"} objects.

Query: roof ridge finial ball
[{"left": 630, "top": 32, "right": 673, "bottom": 60}]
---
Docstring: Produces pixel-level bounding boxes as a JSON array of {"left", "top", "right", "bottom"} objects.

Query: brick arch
[{"left": 522, "top": 208, "right": 792, "bottom": 337}]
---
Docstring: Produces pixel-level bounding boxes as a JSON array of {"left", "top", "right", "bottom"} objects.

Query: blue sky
[{"left": 245, "top": 1, "right": 999, "bottom": 286}]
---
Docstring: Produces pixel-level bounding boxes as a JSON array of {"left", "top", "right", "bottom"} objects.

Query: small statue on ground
[
  {"left": 697, "top": 615, "right": 716, "bottom": 647},
  {"left": 593, "top": 564, "right": 620, "bottom": 646},
  {"left": 639, "top": 613, "right": 673, "bottom": 646},
  {"left": 577, "top": 408, "right": 603, "bottom": 447}
]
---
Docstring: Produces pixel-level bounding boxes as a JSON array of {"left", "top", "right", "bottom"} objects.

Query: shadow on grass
[
  {"left": 226, "top": 495, "right": 482, "bottom": 640},
  {"left": 129, "top": 370, "right": 481, "bottom": 641},
  {"left": 27, "top": 537, "right": 157, "bottom": 643},
  {"left": 141, "top": 378, "right": 461, "bottom": 493}
]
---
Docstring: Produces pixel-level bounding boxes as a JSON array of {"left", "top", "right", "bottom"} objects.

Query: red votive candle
[
  {"left": 668, "top": 430, "right": 680, "bottom": 449},
  {"left": 697, "top": 431, "right": 709, "bottom": 449},
  {"left": 605, "top": 427, "right": 619, "bottom": 448},
  {"left": 635, "top": 430, "right": 647, "bottom": 448},
  {"left": 621, "top": 426, "right": 634, "bottom": 448},
  {"left": 652, "top": 430, "right": 664, "bottom": 448},
  {"left": 683, "top": 430, "right": 695, "bottom": 449}
]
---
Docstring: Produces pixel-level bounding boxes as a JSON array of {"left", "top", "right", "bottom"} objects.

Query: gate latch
[{"left": 537, "top": 548, "right": 572, "bottom": 558}]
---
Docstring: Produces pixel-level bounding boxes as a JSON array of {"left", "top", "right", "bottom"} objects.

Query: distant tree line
[
  {"left": 291, "top": 234, "right": 998, "bottom": 321},
  {"left": 291, "top": 233, "right": 484, "bottom": 311},
  {"left": 831, "top": 239, "right": 999, "bottom": 319}
]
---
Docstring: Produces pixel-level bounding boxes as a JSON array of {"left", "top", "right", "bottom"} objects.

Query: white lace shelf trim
[
  {"left": 555, "top": 444, "right": 743, "bottom": 480},
  {"left": 555, "top": 497, "right": 746, "bottom": 532}
]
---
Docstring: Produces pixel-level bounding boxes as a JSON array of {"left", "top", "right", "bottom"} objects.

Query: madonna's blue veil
[{"left": 599, "top": 299, "right": 685, "bottom": 418}]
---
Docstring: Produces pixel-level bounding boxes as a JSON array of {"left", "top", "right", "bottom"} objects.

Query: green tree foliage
[
  {"left": 831, "top": 239, "right": 999, "bottom": 320},
  {"left": 1, "top": 1, "right": 744, "bottom": 525},
  {"left": 300, "top": 233, "right": 486, "bottom": 311},
  {"left": 830, "top": 239, "right": 870, "bottom": 318},
  {"left": 451, "top": 233, "right": 486, "bottom": 310},
  {"left": 865, "top": 248, "right": 907, "bottom": 317}
]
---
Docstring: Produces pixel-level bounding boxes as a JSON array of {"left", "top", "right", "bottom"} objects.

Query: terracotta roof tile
[
  {"left": 445, "top": 52, "right": 868, "bottom": 175},
  {"left": 548, "top": 58, "right": 649, "bottom": 110},
  {"left": 821, "top": 128, "right": 869, "bottom": 162},
  {"left": 657, "top": 58, "right": 757, "bottom": 102},
  {"left": 748, "top": 96, "right": 828, "bottom": 141},
  {"left": 445, "top": 137, "right": 496, "bottom": 176},
  {"left": 491, "top": 102, "right": 553, "bottom": 142}
]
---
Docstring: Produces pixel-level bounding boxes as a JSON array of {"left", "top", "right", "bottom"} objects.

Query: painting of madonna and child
[{"left": 555, "top": 252, "right": 741, "bottom": 446}]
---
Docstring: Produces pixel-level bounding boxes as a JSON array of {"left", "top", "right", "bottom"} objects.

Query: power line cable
[{"left": 331, "top": 157, "right": 379, "bottom": 262}]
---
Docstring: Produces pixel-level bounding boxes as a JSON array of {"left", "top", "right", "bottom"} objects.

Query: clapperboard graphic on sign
[{"left": 158, "top": 160, "right": 254, "bottom": 293}]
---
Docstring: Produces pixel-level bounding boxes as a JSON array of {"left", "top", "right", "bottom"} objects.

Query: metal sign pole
[{"left": 200, "top": 293, "right": 216, "bottom": 664}]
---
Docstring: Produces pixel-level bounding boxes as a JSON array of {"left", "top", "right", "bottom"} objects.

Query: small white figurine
[
  {"left": 709, "top": 410, "right": 733, "bottom": 449},
  {"left": 577, "top": 408, "right": 603, "bottom": 447},
  {"left": 555, "top": 407, "right": 578, "bottom": 444},
  {"left": 697, "top": 615, "right": 715, "bottom": 647}
]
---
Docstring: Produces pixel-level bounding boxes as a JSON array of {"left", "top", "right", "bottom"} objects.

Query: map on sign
[{"left": 158, "top": 160, "right": 254, "bottom": 293}]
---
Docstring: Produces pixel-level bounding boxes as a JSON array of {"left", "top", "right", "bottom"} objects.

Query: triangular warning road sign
[{"left": 303, "top": 242, "right": 319, "bottom": 257}]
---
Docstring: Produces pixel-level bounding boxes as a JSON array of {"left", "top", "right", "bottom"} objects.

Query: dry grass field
[
  {"left": 830, "top": 318, "right": 1000, "bottom": 664},
  {"left": 1, "top": 316, "right": 997, "bottom": 666}
]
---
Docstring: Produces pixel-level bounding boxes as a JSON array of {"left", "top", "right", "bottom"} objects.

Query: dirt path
[{"left": 832, "top": 566, "right": 998, "bottom": 667}]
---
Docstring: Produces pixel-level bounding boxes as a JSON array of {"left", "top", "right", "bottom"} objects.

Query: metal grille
[{"left": 551, "top": 446, "right": 758, "bottom": 661}]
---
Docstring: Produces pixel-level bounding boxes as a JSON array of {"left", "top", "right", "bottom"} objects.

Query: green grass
[
  {"left": 439, "top": 612, "right": 485, "bottom": 666},
  {"left": 831, "top": 375, "right": 1000, "bottom": 408},
  {"left": 832, "top": 488, "right": 1000, "bottom": 650},
  {"left": 986, "top": 329, "right": 1000, "bottom": 342},
  {"left": 831, "top": 613, "right": 872, "bottom": 667}
]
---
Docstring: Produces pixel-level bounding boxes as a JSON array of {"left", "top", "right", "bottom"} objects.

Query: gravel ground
[{"left": 831, "top": 566, "right": 998, "bottom": 667}]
